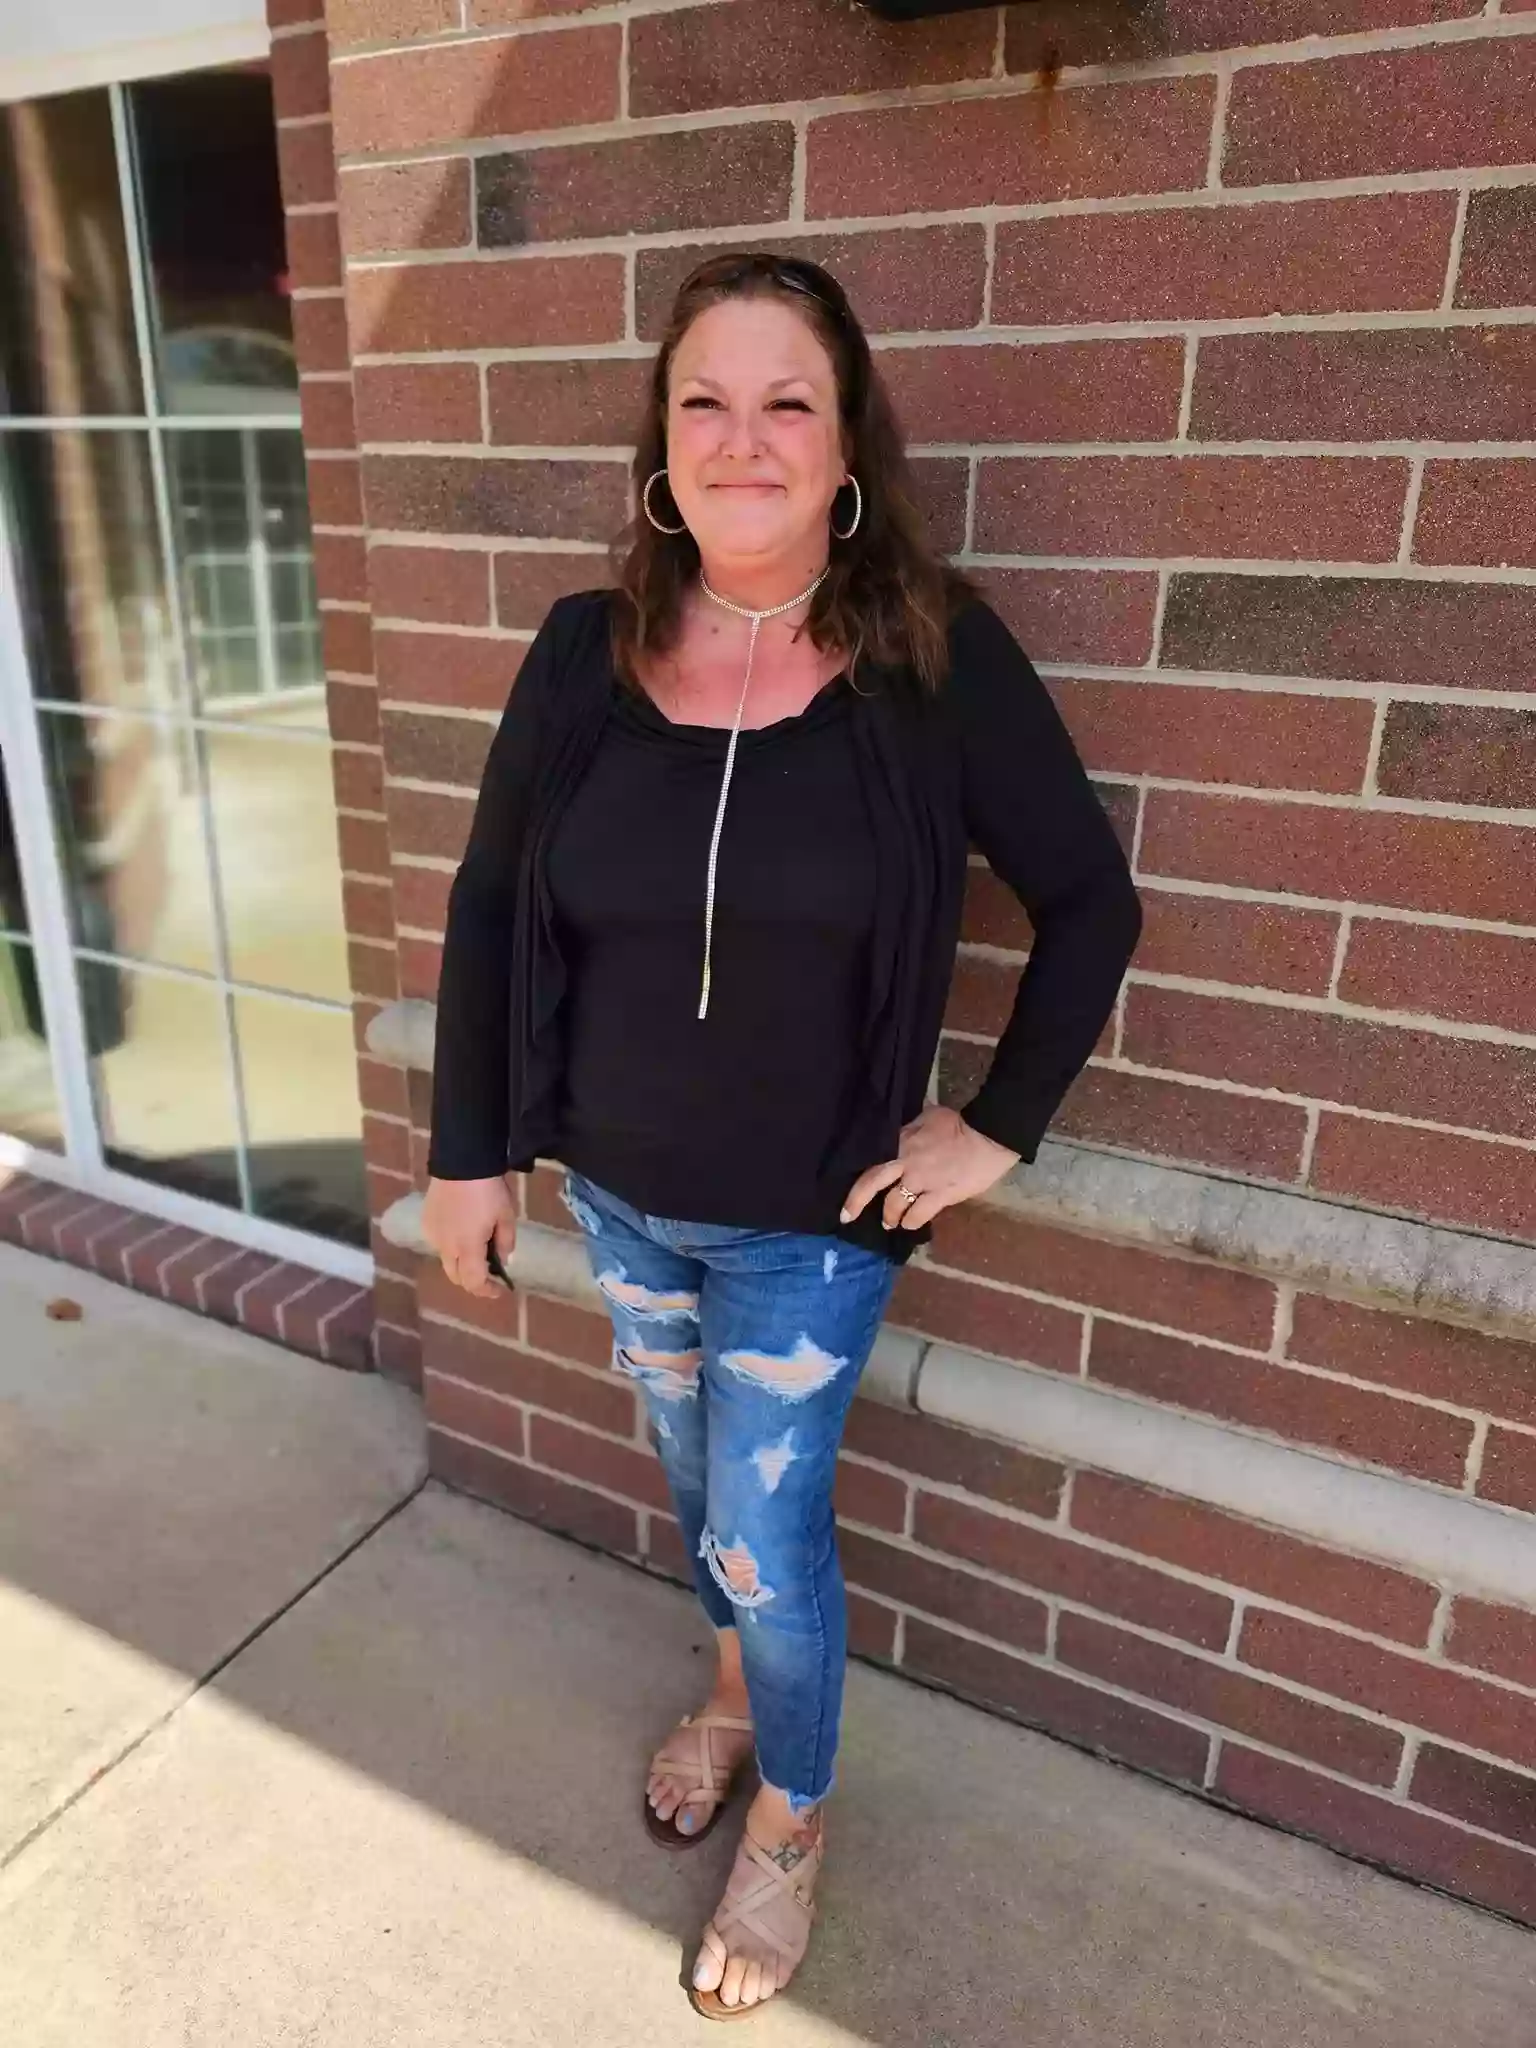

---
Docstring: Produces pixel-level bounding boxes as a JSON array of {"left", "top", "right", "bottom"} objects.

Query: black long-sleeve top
[{"left": 428, "top": 589, "right": 1142, "bottom": 1261}]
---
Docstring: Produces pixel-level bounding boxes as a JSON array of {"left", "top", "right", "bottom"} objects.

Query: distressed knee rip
[
  {"left": 598, "top": 1269, "right": 699, "bottom": 1323},
  {"left": 720, "top": 1333, "right": 848, "bottom": 1402},
  {"left": 617, "top": 1343, "right": 703, "bottom": 1402},
  {"left": 561, "top": 1180, "right": 603, "bottom": 1237},
  {"left": 701, "top": 1531, "right": 774, "bottom": 1610},
  {"left": 751, "top": 1429, "right": 797, "bottom": 1494}
]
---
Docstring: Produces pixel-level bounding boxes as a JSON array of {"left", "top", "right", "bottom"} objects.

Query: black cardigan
[{"left": 428, "top": 589, "right": 1142, "bottom": 1256}]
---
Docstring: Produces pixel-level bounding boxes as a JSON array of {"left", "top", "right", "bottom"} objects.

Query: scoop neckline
[{"left": 613, "top": 669, "right": 852, "bottom": 742}]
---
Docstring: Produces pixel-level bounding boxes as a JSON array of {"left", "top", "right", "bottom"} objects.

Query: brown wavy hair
[{"left": 610, "top": 251, "right": 973, "bottom": 693}]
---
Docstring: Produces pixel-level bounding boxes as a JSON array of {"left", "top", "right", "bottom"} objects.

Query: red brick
[
  {"left": 636, "top": 226, "right": 987, "bottom": 342},
  {"left": 399, "top": 934, "right": 442, "bottom": 996},
  {"left": 806, "top": 77, "right": 1215, "bottom": 219},
  {"left": 353, "top": 364, "right": 481, "bottom": 446},
  {"left": 842, "top": 1401, "right": 1065, "bottom": 1519},
  {"left": 1125, "top": 984, "right": 1536, "bottom": 1144},
  {"left": 123, "top": 1223, "right": 201, "bottom": 1294},
  {"left": 646, "top": 1512, "right": 691, "bottom": 1584},
  {"left": 1072, "top": 1473, "right": 1438, "bottom": 1647},
  {"left": 910, "top": 456, "right": 967, "bottom": 556},
  {"left": 270, "top": 0, "right": 324, "bottom": 30},
  {"left": 84, "top": 1210, "right": 173, "bottom": 1285},
  {"left": 522, "top": 1166, "right": 576, "bottom": 1233},
  {"left": 1193, "top": 329, "right": 1536, "bottom": 444},
  {"left": 51, "top": 1196, "right": 125, "bottom": 1266},
  {"left": 976, "top": 456, "right": 1407, "bottom": 564},
  {"left": 322, "top": 1290, "right": 374, "bottom": 1370},
  {"left": 369, "top": 544, "right": 490, "bottom": 627},
  {"left": 848, "top": 1592, "right": 897, "bottom": 1662},
  {"left": 1163, "top": 574, "right": 1536, "bottom": 698},
  {"left": 1217, "top": 1744, "right": 1536, "bottom": 1926},
  {"left": 338, "top": 812, "right": 390, "bottom": 878},
  {"left": 997, "top": 1056, "right": 1312, "bottom": 1184},
  {"left": 342, "top": 872, "right": 393, "bottom": 938},
  {"left": 1414, "top": 462, "right": 1536, "bottom": 572},
  {"left": 1225, "top": 42, "right": 1536, "bottom": 186},
  {"left": 385, "top": 783, "right": 474, "bottom": 861},
  {"left": 424, "top": 1316, "right": 634, "bottom": 1434},
  {"left": 322, "top": 608, "right": 373, "bottom": 675},
  {"left": 239, "top": 1261, "right": 329, "bottom": 1345},
  {"left": 350, "top": 936, "right": 399, "bottom": 1000},
  {"left": 880, "top": 340, "right": 1184, "bottom": 447},
  {"left": 976, "top": 567, "right": 1158, "bottom": 670},
  {"left": 391, "top": 864, "right": 450, "bottom": 934},
  {"left": 1088, "top": 1320, "right": 1474, "bottom": 1486},
  {"left": 524, "top": 1294, "right": 614, "bottom": 1373},
  {"left": 285, "top": 1276, "right": 370, "bottom": 1358},
  {"left": 363, "top": 1111, "right": 412, "bottom": 1178},
  {"left": 159, "top": 1235, "right": 233, "bottom": 1311},
  {"left": 312, "top": 531, "right": 368, "bottom": 604},
  {"left": 292, "top": 294, "right": 350, "bottom": 375},
  {"left": 1289, "top": 1296, "right": 1536, "bottom": 1431},
  {"left": 917, "top": 1492, "right": 1234, "bottom": 1649},
  {"left": 842, "top": 1528, "right": 1049, "bottom": 1654},
  {"left": 1137, "top": 889, "right": 1337, "bottom": 998},
  {"left": 348, "top": 255, "right": 623, "bottom": 353},
  {"left": 332, "top": 743, "right": 384, "bottom": 813},
  {"left": 993, "top": 194, "right": 1458, "bottom": 328},
  {"left": 1412, "top": 1745, "right": 1536, "bottom": 1854},
  {"left": 1141, "top": 789, "right": 1536, "bottom": 926},
  {"left": 959, "top": 867, "right": 1032, "bottom": 953},
  {"left": 470, "top": 0, "right": 623, "bottom": 16},
  {"left": 1447, "top": 1600, "right": 1536, "bottom": 1690},
  {"left": 330, "top": 28, "right": 620, "bottom": 154},
  {"left": 278, "top": 119, "right": 336, "bottom": 208},
  {"left": 477, "top": 126, "right": 794, "bottom": 247},
  {"left": 529, "top": 1412, "right": 669, "bottom": 1511},
  {"left": 416, "top": 1260, "right": 517, "bottom": 1338},
  {"left": 429, "top": 1428, "right": 639, "bottom": 1553},
  {"left": 1456, "top": 188, "right": 1536, "bottom": 311},
  {"left": 904, "top": 1617, "right": 1211, "bottom": 1784},
  {"left": 327, "top": 0, "right": 459, "bottom": 46},
  {"left": 930, "top": 1203, "right": 1276, "bottom": 1350},
  {"left": 1478, "top": 1429, "right": 1536, "bottom": 1516},
  {"left": 1003, "top": 0, "right": 1480, "bottom": 68},
  {"left": 890, "top": 1260, "right": 1084, "bottom": 1372},
  {"left": 631, "top": 0, "right": 991, "bottom": 117},
  {"left": 374, "top": 1275, "right": 418, "bottom": 1340},
  {"left": 1311, "top": 1115, "right": 1536, "bottom": 1246},
  {"left": 363, "top": 454, "right": 627, "bottom": 542},
  {"left": 306, "top": 455, "right": 364, "bottom": 528},
  {"left": 1244, "top": 1607, "right": 1536, "bottom": 1769},
  {"left": 271, "top": 26, "right": 330, "bottom": 121},
  {"left": 339, "top": 158, "right": 470, "bottom": 256},
  {"left": 1054, "top": 677, "right": 1374, "bottom": 796},
  {"left": 487, "top": 356, "right": 649, "bottom": 447},
  {"left": 494, "top": 551, "right": 606, "bottom": 628},
  {"left": 376, "top": 1322, "right": 423, "bottom": 1385},
  {"left": 834, "top": 1458, "right": 908, "bottom": 1534},
  {"left": 286, "top": 210, "right": 342, "bottom": 293},
  {"left": 1341, "top": 920, "right": 1536, "bottom": 1039},
  {"left": 376, "top": 627, "right": 521, "bottom": 714},
  {"left": 1063, "top": 1612, "right": 1402, "bottom": 1784}
]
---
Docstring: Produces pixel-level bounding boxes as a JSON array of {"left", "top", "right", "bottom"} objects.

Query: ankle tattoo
[{"left": 767, "top": 1813, "right": 820, "bottom": 1874}]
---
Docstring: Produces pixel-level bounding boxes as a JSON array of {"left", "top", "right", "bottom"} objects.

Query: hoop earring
[
  {"left": 642, "top": 469, "right": 687, "bottom": 535},
  {"left": 831, "top": 474, "right": 862, "bottom": 541}
]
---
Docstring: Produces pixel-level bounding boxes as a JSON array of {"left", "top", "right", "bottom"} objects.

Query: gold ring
[{"left": 898, "top": 1184, "right": 919, "bottom": 1207}]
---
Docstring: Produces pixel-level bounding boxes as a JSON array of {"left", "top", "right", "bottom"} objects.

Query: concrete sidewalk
[{"left": 2, "top": 1243, "right": 1534, "bottom": 2047}]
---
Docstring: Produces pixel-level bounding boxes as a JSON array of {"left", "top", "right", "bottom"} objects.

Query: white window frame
[{"left": 0, "top": 75, "right": 370, "bottom": 1286}]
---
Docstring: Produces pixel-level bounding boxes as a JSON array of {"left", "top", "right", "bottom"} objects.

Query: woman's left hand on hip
[{"left": 840, "top": 1105, "right": 1021, "bottom": 1233}]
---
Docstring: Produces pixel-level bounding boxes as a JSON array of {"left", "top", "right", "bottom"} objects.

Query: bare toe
[
  {"left": 693, "top": 1928, "right": 726, "bottom": 1996},
  {"left": 721, "top": 1957, "right": 748, "bottom": 2010}
]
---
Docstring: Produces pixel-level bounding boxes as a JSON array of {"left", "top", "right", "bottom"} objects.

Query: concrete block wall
[{"left": 272, "top": 0, "right": 1536, "bottom": 1924}]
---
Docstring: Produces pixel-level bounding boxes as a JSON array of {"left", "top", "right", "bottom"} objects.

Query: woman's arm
[
  {"left": 843, "top": 600, "right": 1141, "bottom": 1234},
  {"left": 425, "top": 604, "right": 558, "bottom": 1182},
  {"left": 950, "top": 599, "right": 1143, "bottom": 1162}
]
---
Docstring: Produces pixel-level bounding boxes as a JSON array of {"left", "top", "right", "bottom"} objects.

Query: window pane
[
  {"left": 168, "top": 427, "right": 323, "bottom": 717},
  {"left": 0, "top": 744, "right": 29, "bottom": 937},
  {"left": 0, "top": 938, "right": 60, "bottom": 1150},
  {"left": 38, "top": 711, "right": 217, "bottom": 975},
  {"left": 81, "top": 958, "right": 240, "bottom": 1206},
  {"left": 234, "top": 994, "right": 366, "bottom": 1245},
  {"left": 128, "top": 68, "right": 296, "bottom": 417},
  {"left": 0, "top": 91, "right": 144, "bottom": 417},
  {"left": 202, "top": 727, "right": 349, "bottom": 1000},
  {"left": 3, "top": 429, "right": 181, "bottom": 712}
]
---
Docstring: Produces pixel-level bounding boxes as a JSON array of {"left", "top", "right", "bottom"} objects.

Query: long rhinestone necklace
[{"left": 693, "top": 567, "right": 829, "bottom": 1019}]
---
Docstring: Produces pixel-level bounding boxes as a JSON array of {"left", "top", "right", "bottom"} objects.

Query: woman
[{"left": 422, "top": 252, "right": 1141, "bottom": 2018}]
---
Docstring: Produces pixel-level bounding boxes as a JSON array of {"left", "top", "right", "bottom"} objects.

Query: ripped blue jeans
[{"left": 565, "top": 1172, "right": 897, "bottom": 1815}]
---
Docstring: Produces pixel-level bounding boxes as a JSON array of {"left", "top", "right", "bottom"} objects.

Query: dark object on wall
[{"left": 858, "top": 0, "right": 998, "bottom": 15}]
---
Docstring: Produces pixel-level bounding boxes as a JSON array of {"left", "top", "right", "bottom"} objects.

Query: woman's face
[{"left": 663, "top": 295, "right": 847, "bottom": 569}]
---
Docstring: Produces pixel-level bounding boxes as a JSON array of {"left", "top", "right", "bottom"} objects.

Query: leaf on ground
[{"left": 45, "top": 1298, "right": 84, "bottom": 1322}]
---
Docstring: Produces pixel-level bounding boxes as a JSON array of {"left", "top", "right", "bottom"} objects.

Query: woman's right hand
[{"left": 421, "top": 1174, "right": 518, "bottom": 1299}]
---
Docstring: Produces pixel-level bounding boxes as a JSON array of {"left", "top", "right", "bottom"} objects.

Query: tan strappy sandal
[
  {"left": 643, "top": 1711, "right": 755, "bottom": 1850},
  {"left": 689, "top": 1824, "right": 822, "bottom": 2020}
]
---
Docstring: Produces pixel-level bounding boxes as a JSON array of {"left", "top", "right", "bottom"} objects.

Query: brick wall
[{"left": 281, "top": 0, "right": 1536, "bottom": 1924}]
